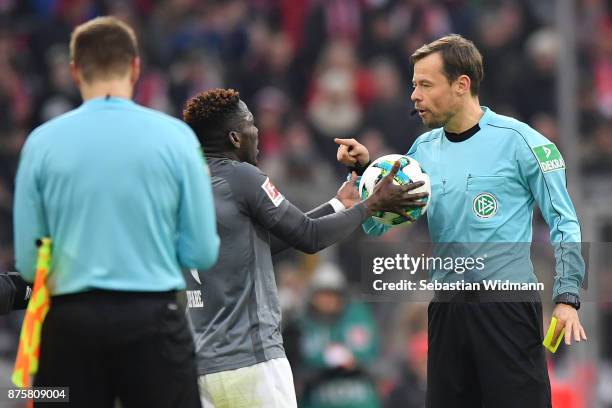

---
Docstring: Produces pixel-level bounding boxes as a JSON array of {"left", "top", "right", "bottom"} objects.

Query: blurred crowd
[{"left": 1, "top": 0, "right": 611, "bottom": 407}]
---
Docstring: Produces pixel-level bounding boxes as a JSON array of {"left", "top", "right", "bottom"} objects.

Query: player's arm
[
  {"left": 517, "top": 135, "right": 587, "bottom": 344},
  {"left": 175, "top": 135, "right": 220, "bottom": 270},
  {"left": 237, "top": 162, "right": 419, "bottom": 254},
  {"left": 270, "top": 174, "right": 360, "bottom": 255},
  {"left": 13, "top": 131, "right": 48, "bottom": 282}
]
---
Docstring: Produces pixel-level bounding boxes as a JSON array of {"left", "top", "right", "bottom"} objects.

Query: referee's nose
[{"left": 411, "top": 87, "right": 421, "bottom": 103}]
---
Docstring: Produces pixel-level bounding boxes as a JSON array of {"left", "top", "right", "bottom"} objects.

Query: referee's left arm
[
  {"left": 517, "top": 137, "right": 584, "bottom": 299},
  {"left": 13, "top": 129, "right": 49, "bottom": 282},
  {"left": 517, "top": 132, "right": 587, "bottom": 344}
]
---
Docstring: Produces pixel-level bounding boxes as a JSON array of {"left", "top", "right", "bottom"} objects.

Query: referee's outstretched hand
[
  {"left": 364, "top": 160, "right": 428, "bottom": 221},
  {"left": 335, "top": 138, "right": 370, "bottom": 167},
  {"left": 551, "top": 303, "right": 587, "bottom": 345}
]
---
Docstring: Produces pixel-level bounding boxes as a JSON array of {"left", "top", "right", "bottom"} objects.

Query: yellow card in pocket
[{"left": 543, "top": 316, "right": 564, "bottom": 353}]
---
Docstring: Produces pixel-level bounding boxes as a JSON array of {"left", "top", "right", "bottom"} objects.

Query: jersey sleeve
[
  {"left": 270, "top": 201, "right": 337, "bottom": 255},
  {"left": 362, "top": 217, "right": 390, "bottom": 236},
  {"left": 359, "top": 172, "right": 391, "bottom": 236},
  {"left": 175, "top": 134, "right": 220, "bottom": 270},
  {"left": 234, "top": 163, "right": 369, "bottom": 254},
  {"left": 13, "top": 131, "right": 49, "bottom": 282},
  {"left": 516, "top": 131, "right": 585, "bottom": 300},
  {"left": 233, "top": 163, "right": 292, "bottom": 229}
]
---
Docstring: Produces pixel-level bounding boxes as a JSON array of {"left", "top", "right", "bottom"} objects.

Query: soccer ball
[{"left": 358, "top": 154, "right": 430, "bottom": 226}]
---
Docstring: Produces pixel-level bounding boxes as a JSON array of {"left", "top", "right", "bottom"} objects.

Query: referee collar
[
  {"left": 82, "top": 96, "right": 135, "bottom": 107},
  {"left": 444, "top": 106, "right": 492, "bottom": 143}
]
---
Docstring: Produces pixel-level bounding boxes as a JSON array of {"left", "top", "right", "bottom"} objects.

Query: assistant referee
[{"left": 13, "top": 17, "right": 219, "bottom": 407}]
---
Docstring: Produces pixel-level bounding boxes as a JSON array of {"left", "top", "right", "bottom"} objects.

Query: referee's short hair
[
  {"left": 70, "top": 16, "right": 138, "bottom": 83},
  {"left": 411, "top": 34, "right": 483, "bottom": 96}
]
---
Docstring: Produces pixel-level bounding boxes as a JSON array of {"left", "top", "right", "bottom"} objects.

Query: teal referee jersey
[
  {"left": 14, "top": 97, "right": 220, "bottom": 295},
  {"left": 364, "top": 107, "right": 584, "bottom": 299}
]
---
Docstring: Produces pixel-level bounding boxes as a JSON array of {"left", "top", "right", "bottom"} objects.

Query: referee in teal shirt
[
  {"left": 13, "top": 17, "right": 218, "bottom": 407},
  {"left": 337, "top": 35, "right": 586, "bottom": 408}
]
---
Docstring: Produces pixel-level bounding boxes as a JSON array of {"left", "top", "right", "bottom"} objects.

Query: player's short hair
[
  {"left": 411, "top": 34, "right": 483, "bottom": 96},
  {"left": 69, "top": 16, "right": 138, "bottom": 83},
  {"left": 183, "top": 88, "right": 242, "bottom": 151}
]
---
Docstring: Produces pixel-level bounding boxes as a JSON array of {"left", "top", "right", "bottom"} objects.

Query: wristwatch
[{"left": 554, "top": 293, "right": 581, "bottom": 310}]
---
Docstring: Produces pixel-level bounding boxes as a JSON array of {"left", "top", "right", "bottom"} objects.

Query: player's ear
[{"left": 228, "top": 131, "right": 241, "bottom": 149}]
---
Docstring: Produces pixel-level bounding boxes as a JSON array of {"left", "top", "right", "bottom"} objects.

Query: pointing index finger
[{"left": 334, "top": 138, "right": 355, "bottom": 146}]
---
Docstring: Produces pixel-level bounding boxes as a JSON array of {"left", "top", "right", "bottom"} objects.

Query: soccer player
[
  {"left": 0, "top": 272, "right": 31, "bottom": 314},
  {"left": 182, "top": 88, "right": 426, "bottom": 408},
  {"left": 336, "top": 34, "right": 586, "bottom": 408},
  {"left": 13, "top": 17, "right": 219, "bottom": 407}
]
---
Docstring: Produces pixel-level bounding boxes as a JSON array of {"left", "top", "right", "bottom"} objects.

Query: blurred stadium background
[{"left": 0, "top": 0, "right": 611, "bottom": 407}]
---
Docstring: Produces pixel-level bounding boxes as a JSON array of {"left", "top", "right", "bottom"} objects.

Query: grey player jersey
[{"left": 186, "top": 157, "right": 368, "bottom": 375}]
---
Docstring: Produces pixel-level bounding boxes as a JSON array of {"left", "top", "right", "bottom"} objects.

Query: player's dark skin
[{"left": 222, "top": 100, "right": 429, "bottom": 220}]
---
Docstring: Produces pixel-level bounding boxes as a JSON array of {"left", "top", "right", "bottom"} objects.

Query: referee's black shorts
[
  {"left": 34, "top": 290, "right": 201, "bottom": 408},
  {"left": 426, "top": 291, "right": 551, "bottom": 408}
]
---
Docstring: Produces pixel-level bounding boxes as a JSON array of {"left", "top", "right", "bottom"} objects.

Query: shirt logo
[
  {"left": 186, "top": 290, "right": 204, "bottom": 308},
  {"left": 532, "top": 144, "right": 565, "bottom": 173},
  {"left": 261, "top": 177, "right": 284, "bottom": 207},
  {"left": 473, "top": 193, "right": 498, "bottom": 218}
]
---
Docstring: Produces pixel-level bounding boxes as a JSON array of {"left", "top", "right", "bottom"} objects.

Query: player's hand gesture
[
  {"left": 364, "top": 161, "right": 428, "bottom": 220},
  {"left": 335, "top": 172, "right": 360, "bottom": 208},
  {"left": 335, "top": 138, "right": 370, "bottom": 167},
  {"left": 551, "top": 303, "right": 587, "bottom": 345}
]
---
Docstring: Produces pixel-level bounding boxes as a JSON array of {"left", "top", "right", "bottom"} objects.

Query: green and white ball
[{"left": 358, "top": 154, "right": 430, "bottom": 226}]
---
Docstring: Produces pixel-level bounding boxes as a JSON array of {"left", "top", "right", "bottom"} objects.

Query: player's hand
[
  {"left": 551, "top": 303, "right": 587, "bottom": 345},
  {"left": 335, "top": 172, "right": 360, "bottom": 208},
  {"left": 364, "top": 160, "right": 428, "bottom": 220},
  {"left": 335, "top": 138, "right": 370, "bottom": 167}
]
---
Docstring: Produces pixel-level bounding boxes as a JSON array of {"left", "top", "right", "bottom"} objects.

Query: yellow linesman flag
[{"left": 12, "top": 238, "right": 52, "bottom": 388}]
